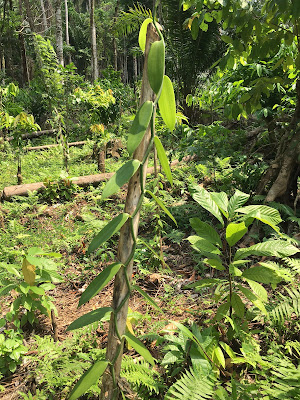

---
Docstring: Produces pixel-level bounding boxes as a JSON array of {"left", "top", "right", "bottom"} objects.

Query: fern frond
[
  {"left": 164, "top": 366, "right": 217, "bottom": 400},
  {"left": 284, "top": 258, "right": 300, "bottom": 274},
  {"left": 121, "top": 355, "right": 161, "bottom": 395},
  {"left": 268, "top": 288, "right": 300, "bottom": 325}
]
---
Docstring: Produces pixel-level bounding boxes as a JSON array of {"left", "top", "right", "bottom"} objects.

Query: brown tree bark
[{"left": 258, "top": 79, "right": 300, "bottom": 203}]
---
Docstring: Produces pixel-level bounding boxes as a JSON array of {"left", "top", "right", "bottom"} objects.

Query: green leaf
[
  {"left": 101, "top": 160, "right": 141, "bottom": 200},
  {"left": 215, "top": 301, "right": 230, "bottom": 321},
  {"left": 127, "top": 101, "right": 153, "bottom": 155},
  {"left": 236, "top": 205, "right": 282, "bottom": 232},
  {"left": 185, "top": 278, "right": 225, "bottom": 289},
  {"left": 238, "top": 285, "right": 268, "bottom": 315},
  {"left": 67, "top": 307, "right": 113, "bottom": 331},
  {"left": 242, "top": 265, "right": 280, "bottom": 284},
  {"left": 153, "top": 136, "right": 173, "bottom": 186},
  {"left": 204, "top": 258, "right": 225, "bottom": 271},
  {"left": 228, "top": 190, "right": 250, "bottom": 219},
  {"left": 147, "top": 40, "right": 165, "bottom": 94},
  {"left": 138, "top": 18, "right": 153, "bottom": 52},
  {"left": 213, "top": 346, "right": 226, "bottom": 368},
  {"left": 188, "top": 236, "right": 221, "bottom": 258},
  {"left": 132, "top": 284, "right": 162, "bottom": 312},
  {"left": 192, "top": 187, "right": 224, "bottom": 226},
  {"left": 0, "top": 284, "right": 17, "bottom": 297},
  {"left": 69, "top": 360, "right": 108, "bottom": 400},
  {"left": 29, "top": 286, "right": 45, "bottom": 296},
  {"left": 246, "top": 280, "right": 268, "bottom": 302},
  {"left": 231, "top": 292, "right": 245, "bottom": 318},
  {"left": 158, "top": 76, "right": 176, "bottom": 131},
  {"left": 190, "top": 218, "right": 222, "bottom": 247},
  {"left": 234, "top": 240, "right": 298, "bottom": 261},
  {"left": 124, "top": 331, "right": 155, "bottom": 366},
  {"left": 210, "top": 192, "right": 228, "bottom": 217},
  {"left": 146, "top": 190, "right": 176, "bottom": 225},
  {"left": 87, "top": 213, "right": 130, "bottom": 254},
  {"left": 221, "top": 35, "right": 233, "bottom": 44},
  {"left": 79, "top": 263, "right": 122, "bottom": 307},
  {"left": 226, "top": 222, "right": 248, "bottom": 247}
]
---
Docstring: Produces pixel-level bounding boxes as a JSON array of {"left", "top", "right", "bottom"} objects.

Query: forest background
[{"left": 0, "top": 0, "right": 300, "bottom": 399}]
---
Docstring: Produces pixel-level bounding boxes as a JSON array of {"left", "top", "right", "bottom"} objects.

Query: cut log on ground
[
  {"left": 25, "top": 141, "right": 87, "bottom": 151},
  {"left": 0, "top": 159, "right": 186, "bottom": 201},
  {"left": 6, "top": 129, "right": 56, "bottom": 142}
]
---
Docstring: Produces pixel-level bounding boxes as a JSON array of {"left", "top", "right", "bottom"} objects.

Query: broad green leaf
[
  {"left": 146, "top": 190, "right": 176, "bottom": 225},
  {"left": 228, "top": 190, "right": 250, "bottom": 219},
  {"left": 0, "top": 284, "right": 17, "bottom": 297},
  {"left": 0, "top": 263, "right": 21, "bottom": 277},
  {"left": 236, "top": 205, "right": 282, "bottom": 232},
  {"left": 87, "top": 213, "right": 130, "bottom": 254},
  {"left": 192, "top": 187, "right": 224, "bottom": 226},
  {"left": 22, "top": 258, "right": 36, "bottom": 286},
  {"left": 215, "top": 301, "right": 230, "bottom": 321},
  {"left": 67, "top": 307, "right": 113, "bottom": 331},
  {"left": 246, "top": 280, "right": 268, "bottom": 302},
  {"left": 153, "top": 136, "right": 173, "bottom": 186},
  {"left": 221, "top": 34, "right": 233, "bottom": 44},
  {"left": 234, "top": 240, "right": 298, "bottom": 261},
  {"left": 229, "top": 264, "right": 242, "bottom": 276},
  {"left": 231, "top": 292, "right": 245, "bottom": 318},
  {"left": 147, "top": 40, "right": 165, "bottom": 94},
  {"left": 213, "top": 346, "right": 226, "bottom": 368},
  {"left": 138, "top": 18, "right": 153, "bottom": 52},
  {"left": 190, "top": 218, "right": 222, "bottom": 247},
  {"left": 79, "top": 263, "right": 122, "bottom": 307},
  {"left": 188, "top": 235, "right": 221, "bottom": 257},
  {"left": 29, "top": 286, "right": 45, "bottom": 296},
  {"left": 101, "top": 160, "right": 141, "bottom": 200},
  {"left": 124, "top": 331, "right": 155, "bottom": 366},
  {"left": 204, "top": 258, "right": 225, "bottom": 271},
  {"left": 132, "top": 284, "right": 162, "bottom": 312},
  {"left": 226, "top": 222, "right": 248, "bottom": 247},
  {"left": 185, "top": 278, "right": 226, "bottom": 289},
  {"left": 69, "top": 360, "right": 108, "bottom": 400},
  {"left": 210, "top": 192, "right": 228, "bottom": 217},
  {"left": 238, "top": 285, "right": 268, "bottom": 315},
  {"left": 242, "top": 265, "right": 280, "bottom": 284},
  {"left": 127, "top": 101, "right": 153, "bottom": 155},
  {"left": 219, "top": 341, "right": 235, "bottom": 359},
  {"left": 158, "top": 76, "right": 176, "bottom": 131}
]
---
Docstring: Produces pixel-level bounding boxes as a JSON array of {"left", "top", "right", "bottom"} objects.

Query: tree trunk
[
  {"left": 100, "top": 24, "right": 159, "bottom": 400},
  {"left": 23, "top": 0, "right": 35, "bottom": 32},
  {"left": 112, "top": 0, "right": 119, "bottom": 71},
  {"left": 90, "top": 0, "right": 98, "bottom": 81},
  {"left": 18, "top": 0, "right": 30, "bottom": 86},
  {"left": 64, "top": 0, "right": 72, "bottom": 64},
  {"left": 55, "top": 0, "right": 64, "bottom": 66},
  {"left": 259, "top": 78, "right": 300, "bottom": 203},
  {"left": 40, "top": 0, "right": 48, "bottom": 32}
]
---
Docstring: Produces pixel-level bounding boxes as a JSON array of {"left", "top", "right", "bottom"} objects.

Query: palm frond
[
  {"left": 268, "top": 287, "right": 300, "bottom": 325},
  {"left": 114, "top": 4, "right": 152, "bottom": 37}
]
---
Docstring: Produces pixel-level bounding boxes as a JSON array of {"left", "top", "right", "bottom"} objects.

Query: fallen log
[
  {"left": 25, "top": 141, "right": 87, "bottom": 151},
  {"left": 0, "top": 158, "right": 186, "bottom": 201},
  {"left": 6, "top": 129, "right": 56, "bottom": 142}
]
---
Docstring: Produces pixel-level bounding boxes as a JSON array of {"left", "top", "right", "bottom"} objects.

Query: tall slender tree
[{"left": 90, "top": 0, "right": 98, "bottom": 80}]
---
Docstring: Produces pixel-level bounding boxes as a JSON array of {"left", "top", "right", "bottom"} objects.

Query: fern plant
[{"left": 186, "top": 186, "right": 299, "bottom": 322}]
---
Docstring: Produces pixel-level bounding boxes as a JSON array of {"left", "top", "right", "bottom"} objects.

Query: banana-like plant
[{"left": 186, "top": 186, "right": 299, "bottom": 321}]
